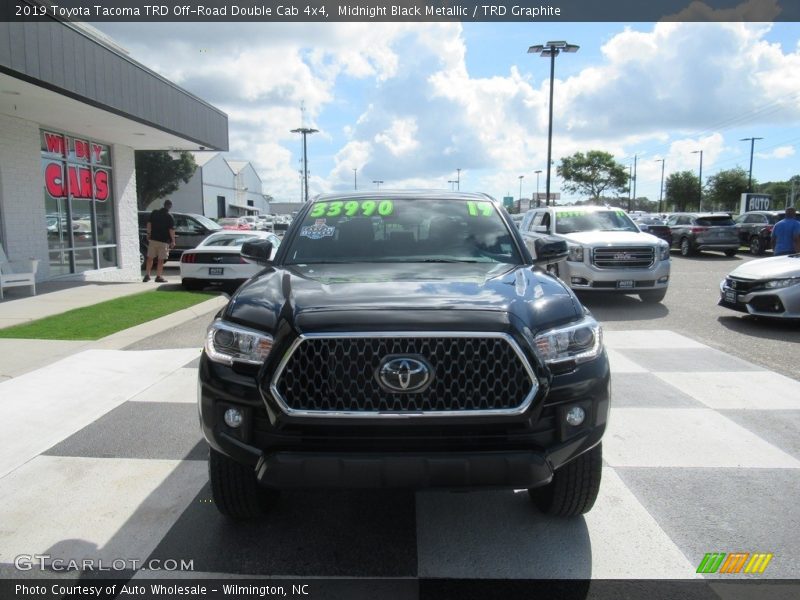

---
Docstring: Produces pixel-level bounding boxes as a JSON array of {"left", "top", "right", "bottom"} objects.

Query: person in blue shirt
[{"left": 771, "top": 207, "right": 800, "bottom": 256}]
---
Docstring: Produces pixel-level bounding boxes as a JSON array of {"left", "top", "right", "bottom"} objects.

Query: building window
[{"left": 41, "top": 130, "right": 116, "bottom": 275}]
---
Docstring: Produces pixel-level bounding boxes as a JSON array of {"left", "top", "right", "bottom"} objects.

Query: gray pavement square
[
  {"left": 615, "top": 467, "right": 800, "bottom": 578},
  {"left": 719, "top": 410, "right": 800, "bottom": 462},
  {"left": 610, "top": 373, "right": 705, "bottom": 408},
  {"left": 615, "top": 348, "right": 765, "bottom": 373},
  {"left": 44, "top": 402, "right": 206, "bottom": 461}
]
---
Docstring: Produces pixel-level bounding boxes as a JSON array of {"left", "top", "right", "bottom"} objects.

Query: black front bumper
[{"left": 199, "top": 347, "right": 609, "bottom": 491}]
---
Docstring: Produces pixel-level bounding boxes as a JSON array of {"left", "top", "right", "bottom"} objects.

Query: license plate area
[
  {"left": 209, "top": 267, "right": 224, "bottom": 276},
  {"left": 617, "top": 280, "right": 634, "bottom": 289},
  {"left": 724, "top": 288, "right": 737, "bottom": 303}
]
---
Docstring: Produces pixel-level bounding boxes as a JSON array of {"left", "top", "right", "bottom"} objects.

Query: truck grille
[
  {"left": 270, "top": 333, "right": 537, "bottom": 417},
  {"left": 592, "top": 247, "right": 654, "bottom": 269}
]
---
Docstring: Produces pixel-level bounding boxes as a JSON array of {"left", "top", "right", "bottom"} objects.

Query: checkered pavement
[{"left": 0, "top": 331, "right": 799, "bottom": 581}]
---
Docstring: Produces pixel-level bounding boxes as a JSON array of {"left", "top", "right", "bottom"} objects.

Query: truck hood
[
  {"left": 559, "top": 231, "right": 661, "bottom": 246},
  {"left": 728, "top": 254, "right": 800, "bottom": 280},
  {"left": 224, "top": 262, "right": 583, "bottom": 333}
]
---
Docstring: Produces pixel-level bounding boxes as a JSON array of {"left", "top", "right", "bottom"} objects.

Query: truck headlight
[
  {"left": 205, "top": 320, "right": 273, "bottom": 366},
  {"left": 567, "top": 245, "right": 584, "bottom": 263},
  {"left": 533, "top": 316, "right": 603, "bottom": 365},
  {"left": 659, "top": 243, "right": 670, "bottom": 260}
]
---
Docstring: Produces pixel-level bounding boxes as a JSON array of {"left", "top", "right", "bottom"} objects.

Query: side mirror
[
  {"left": 241, "top": 240, "right": 273, "bottom": 266},
  {"left": 531, "top": 236, "right": 568, "bottom": 265},
  {"left": 533, "top": 225, "right": 548, "bottom": 233}
]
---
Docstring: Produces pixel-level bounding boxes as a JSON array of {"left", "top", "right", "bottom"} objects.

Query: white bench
[{"left": 0, "top": 246, "right": 38, "bottom": 300}]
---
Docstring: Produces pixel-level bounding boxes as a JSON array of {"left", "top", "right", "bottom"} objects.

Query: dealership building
[{"left": 0, "top": 20, "right": 228, "bottom": 284}]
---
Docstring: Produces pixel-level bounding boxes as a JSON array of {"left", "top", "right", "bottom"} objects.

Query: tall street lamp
[
  {"left": 518, "top": 175, "right": 525, "bottom": 203},
  {"left": 534, "top": 169, "right": 542, "bottom": 205},
  {"left": 353, "top": 168, "right": 357, "bottom": 190},
  {"left": 448, "top": 180, "right": 458, "bottom": 191},
  {"left": 655, "top": 158, "right": 665, "bottom": 214},
  {"left": 457, "top": 168, "right": 461, "bottom": 191},
  {"left": 528, "top": 40, "right": 579, "bottom": 206},
  {"left": 740, "top": 137, "right": 763, "bottom": 193},
  {"left": 373, "top": 180, "right": 384, "bottom": 190},
  {"left": 290, "top": 127, "right": 318, "bottom": 203},
  {"left": 692, "top": 150, "right": 704, "bottom": 211}
]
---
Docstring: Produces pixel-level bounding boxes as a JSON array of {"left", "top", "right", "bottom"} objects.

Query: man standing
[
  {"left": 143, "top": 199, "right": 176, "bottom": 282},
  {"left": 771, "top": 207, "right": 800, "bottom": 256}
]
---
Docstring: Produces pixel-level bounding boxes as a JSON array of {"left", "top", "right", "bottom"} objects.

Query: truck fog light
[
  {"left": 658, "top": 276, "right": 669, "bottom": 283},
  {"left": 224, "top": 408, "right": 243, "bottom": 428},
  {"left": 565, "top": 406, "right": 586, "bottom": 427}
]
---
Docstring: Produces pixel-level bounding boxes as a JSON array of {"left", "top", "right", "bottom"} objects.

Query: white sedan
[{"left": 180, "top": 230, "right": 281, "bottom": 292}]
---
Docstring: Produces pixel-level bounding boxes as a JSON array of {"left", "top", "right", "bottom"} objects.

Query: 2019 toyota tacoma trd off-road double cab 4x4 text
[{"left": 198, "top": 191, "right": 610, "bottom": 519}]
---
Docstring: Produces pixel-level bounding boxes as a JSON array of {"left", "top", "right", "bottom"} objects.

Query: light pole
[
  {"left": 290, "top": 127, "right": 318, "bottom": 203},
  {"left": 740, "top": 137, "right": 763, "bottom": 193},
  {"left": 655, "top": 158, "right": 665, "bottom": 214},
  {"left": 692, "top": 150, "right": 704, "bottom": 211},
  {"left": 528, "top": 41, "right": 579, "bottom": 206},
  {"left": 353, "top": 168, "right": 357, "bottom": 190},
  {"left": 518, "top": 175, "right": 525, "bottom": 203},
  {"left": 448, "top": 180, "right": 458, "bottom": 191},
  {"left": 373, "top": 180, "right": 384, "bottom": 190},
  {"left": 456, "top": 168, "right": 461, "bottom": 191}
]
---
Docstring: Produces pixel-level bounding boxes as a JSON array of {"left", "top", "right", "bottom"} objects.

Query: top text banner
[{"left": 5, "top": 0, "right": 800, "bottom": 22}]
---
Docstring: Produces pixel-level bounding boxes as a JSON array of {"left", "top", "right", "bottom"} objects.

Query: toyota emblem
[{"left": 377, "top": 356, "right": 432, "bottom": 393}]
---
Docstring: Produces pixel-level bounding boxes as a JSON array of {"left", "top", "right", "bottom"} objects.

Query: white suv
[{"left": 519, "top": 205, "right": 671, "bottom": 303}]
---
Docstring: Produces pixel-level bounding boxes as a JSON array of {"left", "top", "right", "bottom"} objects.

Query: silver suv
[{"left": 519, "top": 206, "right": 671, "bottom": 303}]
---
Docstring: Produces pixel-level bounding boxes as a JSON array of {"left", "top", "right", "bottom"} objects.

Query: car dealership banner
[{"left": 740, "top": 193, "right": 772, "bottom": 214}]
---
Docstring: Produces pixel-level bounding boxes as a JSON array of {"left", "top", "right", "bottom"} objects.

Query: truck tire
[
  {"left": 209, "top": 448, "right": 278, "bottom": 520},
  {"left": 528, "top": 443, "right": 602, "bottom": 517}
]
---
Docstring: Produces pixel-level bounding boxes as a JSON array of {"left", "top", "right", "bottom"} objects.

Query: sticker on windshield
[
  {"left": 310, "top": 199, "right": 394, "bottom": 218},
  {"left": 299, "top": 219, "right": 335, "bottom": 240},
  {"left": 466, "top": 201, "right": 493, "bottom": 217}
]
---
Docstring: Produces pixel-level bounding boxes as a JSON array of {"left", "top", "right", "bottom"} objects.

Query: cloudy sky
[{"left": 95, "top": 16, "right": 800, "bottom": 204}]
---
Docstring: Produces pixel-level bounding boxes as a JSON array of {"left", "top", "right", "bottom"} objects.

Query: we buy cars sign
[{"left": 42, "top": 131, "right": 110, "bottom": 202}]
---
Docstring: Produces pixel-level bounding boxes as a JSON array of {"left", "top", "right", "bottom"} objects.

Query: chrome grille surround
[
  {"left": 270, "top": 331, "right": 539, "bottom": 419},
  {"left": 592, "top": 246, "right": 655, "bottom": 269}
]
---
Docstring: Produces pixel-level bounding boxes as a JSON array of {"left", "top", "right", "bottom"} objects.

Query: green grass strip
[{"left": 0, "top": 289, "right": 218, "bottom": 340}]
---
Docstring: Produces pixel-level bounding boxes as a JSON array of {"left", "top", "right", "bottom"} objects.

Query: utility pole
[
  {"left": 353, "top": 168, "right": 357, "bottom": 190},
  {"left": 456, "top": 168, "right": 461, "bottom": 191},
  {"left": 655, "top": 159, "right": 665, "bottom": 215},
  {"left": 290, "top": 127, "right": 318, "bottom": 203},
  {"left": 632, "top": 154, "right": 638, "bottom": 210},
  {"left": 740, "top": 137, "right": 763, "bottom": 193}
]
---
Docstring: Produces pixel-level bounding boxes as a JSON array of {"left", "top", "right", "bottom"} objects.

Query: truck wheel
[
  {"left": 639, "top": 289, "right": 667, "bottom": 303},
  {"left": 528, "top": 443, "right": 602, "bottom": 517},
  {"left": 679, "top": 237, "right": 694, "bottom": 257},
  {"left": 749, "top": 237, "right": 763, "bottom": 255},
  {"left": 209, "top": 448, "right": 278, "bottom": 519}
]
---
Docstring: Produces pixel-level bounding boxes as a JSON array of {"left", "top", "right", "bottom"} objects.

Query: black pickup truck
[{"left": 198, "top": 191, "right": 609, "bottom": 519}]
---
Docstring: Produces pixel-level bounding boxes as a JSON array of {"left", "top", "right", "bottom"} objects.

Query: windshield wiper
[{"left": 417, "top": 259, "right": 480, "bottom": 263}]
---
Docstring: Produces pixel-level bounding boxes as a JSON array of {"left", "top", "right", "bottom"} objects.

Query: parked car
[
  {"left": 138, "top": 211, "right": 222, "bottom": 266},
  {"left": 255, "top": 215, "right": 275, "bottom": 232},
  {"left": 217, "top": 217, "right": 253, "bottom": 230},
  {"left": 518, "top": 205, "right": 671, "bottom": 303},
  {"left": 719, "top": 253, "right": 800, "bottom": 319},
  {"left": 632, "top": 216, "right": 673, "bottom": 246},
  {"left": 199, "top": 191, "right": 609, "bottom": 520},
  {"left": 666, "top": 212, "right": 739, "bottom": 257},
  {"left": 180, "top": 230, "right": 281, "bottom": 293},
  {"left": 733, "top": 211, "right": 785, "bottom": 255}
]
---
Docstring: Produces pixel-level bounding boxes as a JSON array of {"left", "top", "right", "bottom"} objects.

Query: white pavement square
[{"left": 654, "top": 371, "right": 800, "bottom": 410}]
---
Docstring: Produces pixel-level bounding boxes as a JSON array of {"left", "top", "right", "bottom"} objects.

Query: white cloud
[
  {"left": 374, "top": 118, "right": 420, "bottom": 156},
  {"left": 756, "top": 145, "right": 796, "bottom": 159}
]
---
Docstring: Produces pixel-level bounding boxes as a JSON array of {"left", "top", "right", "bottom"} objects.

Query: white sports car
[{"left": 180, "top": 230, "right": 281, "bottom": 292}]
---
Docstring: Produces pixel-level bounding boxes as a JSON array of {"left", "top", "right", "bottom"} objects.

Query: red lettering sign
[
  {"left": 94, "top": 170, "right": 109, "bottom": 201},
  {"left": 44, "top": 132, "right": 66, "bottom": 157},
  {"left": 66, "top": 166, "right": 93, "bottom": 199},
  {"left": 74, "top": 139, "right": 90, "bottom": 161},
  {"left": 45, "top": 162, "right": 64, "bottom": 197},
  {"left": 92, "top": 144, "right": 103, "bottom": 163}
]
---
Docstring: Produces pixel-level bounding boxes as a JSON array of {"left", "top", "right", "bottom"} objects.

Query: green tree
[
  {"left": 135, "top": 151, "right": 197, "bottom": 211},
  {"left": 557, "top": 150, "right": 629, "bottom": 203},
  {"left": 665, "top": 170, "right": 700, "bottom": 212},
  {"left": 757, "top": 175, "right": 800, "bottom": 208},
  {"left": 705, "top": 167, "right": 749, "bottom": 213}
]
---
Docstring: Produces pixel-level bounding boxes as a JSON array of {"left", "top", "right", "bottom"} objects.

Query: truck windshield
[
  {"left": 555, "top": 210, "right": 639, "bottom": 234},
  {"left": 284, "top": 197, "right": 521, "bottom": 265}
]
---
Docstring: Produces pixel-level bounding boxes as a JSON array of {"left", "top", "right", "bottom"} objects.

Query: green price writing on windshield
[
  {"left": 466, "top": 201, "right": 493, "bottom": 217},
  {"left": 310, "top": 200, "right": 394, "bottom": 218}
]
